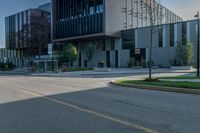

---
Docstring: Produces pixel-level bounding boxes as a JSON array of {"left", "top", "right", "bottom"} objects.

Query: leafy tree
[
  {"left": 173, "top": 42, "right": 193, "bottom": 66},
  {"left": 57, "top": 44, "right": 78, "bottom": 67},
  {"left": 85, "top": 43, "right": 97, "bottom": 62}
]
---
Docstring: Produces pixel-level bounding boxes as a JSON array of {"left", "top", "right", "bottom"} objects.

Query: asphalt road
[{"left": 0, "top": 73, "right": 199, "bottom": 133}]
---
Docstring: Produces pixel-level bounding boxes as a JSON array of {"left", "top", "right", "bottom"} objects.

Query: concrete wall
[
  {"left": 104, "top": 0, "right": 124, "bottom": 37},
  {"left": 147, "top": 47, "right": 176, "bottom": 67},
  {"left": 77, "top": 38, "right": 130, "bottom": 68},
  {"left": 119, "top": 49, "right": 130, "bottom": 68},
  {"left": 133, "top": 19, "right": 200, "bottom": 67}
]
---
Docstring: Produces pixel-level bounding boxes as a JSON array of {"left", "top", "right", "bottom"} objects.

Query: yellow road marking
[{"left": 4, "top": 81, "right": 159, "bottom": 133}]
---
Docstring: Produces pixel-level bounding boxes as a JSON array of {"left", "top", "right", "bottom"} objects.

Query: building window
[
  {"left": 111, "top": 39, "right": 115, "bottom": 50},
  {"left": 102, "top": 40, "right": 106, "bottom": 51},
  {"left": 170, "top": 24, "right": 174, "bottom": 47},
  {"left": 182, "top": 22, "right": 187, "bottom": 45},
  {"left": 122, "top": 30, "right": 135, "bottom": 49},
  {"left": 54, "top": 0, "right": 104, "bottom": 39},
  {"left": 159, "top": 26, "right": 163, "bottom": 47}
]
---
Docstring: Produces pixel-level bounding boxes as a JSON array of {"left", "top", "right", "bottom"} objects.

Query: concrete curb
[
  {"left": 30, "top": 71, "right": 195, "bottom": 77},
  {"left": 109, "top": 81, "right": 200, "bottom": 95},
  {"left": 0, "top": 72, "right": 30, "bottom": 75}
]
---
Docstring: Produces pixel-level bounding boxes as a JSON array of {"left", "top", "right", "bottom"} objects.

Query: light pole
[{"left": 195, "top": 12, "right": 200, "bottom": 77}]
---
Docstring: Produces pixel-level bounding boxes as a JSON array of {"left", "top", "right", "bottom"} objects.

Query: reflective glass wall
[{"left": 53, "top": 0, "right": 104, "bottom": 39}]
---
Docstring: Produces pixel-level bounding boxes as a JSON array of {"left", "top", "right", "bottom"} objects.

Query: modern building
[
  {"left": 52, "top": 0, "right": 183, "bottom": 68},
  {"left": 121, "top": 19, "right": 200, "bottom": 68},
  {"left": 38, "top": 3, "right": 52, "bottom": 13},
  {"left": 3, "top": 3, "right": 51, "bottom": 67}
]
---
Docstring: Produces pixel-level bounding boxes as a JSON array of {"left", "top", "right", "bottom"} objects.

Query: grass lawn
[
  {"left": 116, "top": 80, "right": 200, "bottom": 90},
  {"left": 159, "top": 76, "right": 200, "bottom": 79}
]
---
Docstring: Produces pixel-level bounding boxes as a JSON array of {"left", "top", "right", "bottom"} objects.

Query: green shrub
[
  {"left": 0, "top": 61, "right": 15, "bottom": 71},
  {"left": 171, "top": 42, "right": 193, "bottom": 66}
]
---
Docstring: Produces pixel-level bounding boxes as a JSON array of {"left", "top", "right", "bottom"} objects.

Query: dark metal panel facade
[{"left": 52, "top": 0, "right": 104, "bottom": 40}]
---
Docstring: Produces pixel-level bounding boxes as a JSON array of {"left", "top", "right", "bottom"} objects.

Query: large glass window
[
  {"left": 182, "top": 22, "right": 187, "bottom": 45},
  {"left": 122, "top": 30, "right": 135, "bottom": 49},
  {"left": 170, "top": 24, "right": 174, "bottom": 47},
  {"left": 55, "top": 0, "right": 104, "bottom": 39},
  {"left": 159, "top": 26, "right": 163, "bottom": 47},
  {"left": 111, "top": 39, "right": 115, "bottom": 50}
]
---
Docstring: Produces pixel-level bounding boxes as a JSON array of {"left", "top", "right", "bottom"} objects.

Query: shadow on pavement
[
  {"left": 0, "top": 84, "right": 199, "bottom": 133},
  {"left": 0, "top": 86, "right": 148, "bottom": 133}
]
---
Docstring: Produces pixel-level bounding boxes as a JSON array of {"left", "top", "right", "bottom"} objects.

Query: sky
[{"left": 0, "top": 0, "right": 199, "bottom": 48}]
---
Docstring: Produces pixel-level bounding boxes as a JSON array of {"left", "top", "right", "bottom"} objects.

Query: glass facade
[
  {"left": 53, "top": 0, "right": 104, "bottom": 39},
  {"left": 5, "top": 9, "right": 50, "bottom": 55},
  {"left": 6, "top": 10, "right": 30, "bottom": 49}
]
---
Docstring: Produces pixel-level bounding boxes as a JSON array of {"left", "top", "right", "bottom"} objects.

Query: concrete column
[
  {"left": 174, "top": 23, "right": 178, "bottom": 46},
  {"left": 135, "top": 29, "right": 138, "bottom": 48},
  {"left": 187, "top": 22, "right": 191, "bottom": 43}
]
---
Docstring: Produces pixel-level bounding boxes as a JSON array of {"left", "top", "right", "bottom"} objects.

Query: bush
[
  {"left": 0, "top": 61, "right": 15, "bottom": 71},
  {"left": 171, "top": 42, "right": 193, "bottom": 66},
  {"left": 56, "top": 44, "right": 78, "bottom": 67}
]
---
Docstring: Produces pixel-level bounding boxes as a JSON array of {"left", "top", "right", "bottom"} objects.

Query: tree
[
  {"left": 173, "top": 42, "right": 193, "bottom": 66},
  {"left": 18, "top": 12, "right": 50, "bottom": 57},
  {"left": 57, "top": 44, "right": 78, "bottom": 67},
  {"left": 85, "top": 42, "right": 97, "bottom": 62},
  {"left": 144, "top": 0, "right": 163, "bottom": 79}
]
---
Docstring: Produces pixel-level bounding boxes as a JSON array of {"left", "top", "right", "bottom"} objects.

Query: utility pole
[{"left": 195, "top": 12, "right": 200, "bottom": 77}]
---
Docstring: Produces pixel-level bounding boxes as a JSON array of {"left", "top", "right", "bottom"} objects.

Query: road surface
[{"left": 0, "top": 73, "right": 199, "bottom": 133}]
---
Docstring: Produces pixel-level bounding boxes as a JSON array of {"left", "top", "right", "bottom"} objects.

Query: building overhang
[{"left": 53, "top": 33, "right": 120, "bottom": 43}]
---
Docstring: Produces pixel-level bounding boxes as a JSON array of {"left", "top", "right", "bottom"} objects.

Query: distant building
[
  {"left": 121, "top": 19, "right": 200, "bottom": 67},
  {"left": 38, "top": 3, "right": 51, "bottom": 13},
  {"left": 52, "top": 0, "right": 183, "bottom": 68},
  {"left": 4, "top": 3, "right": 51, "bottom": 67}
]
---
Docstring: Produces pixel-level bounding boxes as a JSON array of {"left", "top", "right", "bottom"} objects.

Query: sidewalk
[{"left": 31, "top": 68, "right": 196, "bottom": 77}]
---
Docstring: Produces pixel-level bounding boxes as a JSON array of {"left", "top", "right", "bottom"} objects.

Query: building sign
[
  {"left": 135, "top": 49, "right": 141, "bottom": 55},
  {"left": 48, "top": 44, "right": 53, "bottom": 56}
]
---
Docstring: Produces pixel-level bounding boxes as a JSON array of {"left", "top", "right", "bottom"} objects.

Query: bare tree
[{"left": 144, "top": 0, "right": 163, "bottom": 79}]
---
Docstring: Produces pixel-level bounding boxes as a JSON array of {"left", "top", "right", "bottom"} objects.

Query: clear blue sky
[{"left": 0, "top": 0, "right": 199, "bottom": 48}]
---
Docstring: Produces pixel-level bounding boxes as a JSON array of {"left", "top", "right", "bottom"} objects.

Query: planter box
[
  {"left": 170, "top": 66, "right": 192, "bottom": 70},
  {"left": 94, "top": 68, "right": 111, "bottom": 72}
]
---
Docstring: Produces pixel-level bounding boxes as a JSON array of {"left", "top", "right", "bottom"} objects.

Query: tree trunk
[{"left": 149, "top": 26, "right": 153, "bottom": 79}]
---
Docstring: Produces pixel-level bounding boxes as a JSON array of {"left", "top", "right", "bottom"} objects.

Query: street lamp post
[{"left": 195, "top": 12, "right": 200, "bottom": 77}]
